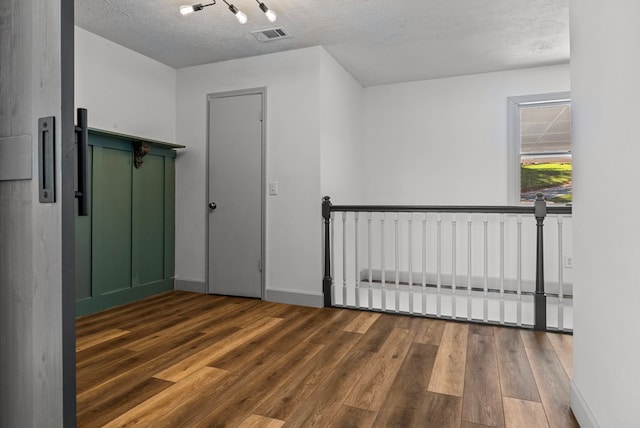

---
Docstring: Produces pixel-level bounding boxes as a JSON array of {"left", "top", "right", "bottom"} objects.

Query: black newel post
[
  {"left": 322, "top": 196, "right": 333, "bottom": 307},
  {"left": 534, "top": 193, "right": 547, "bottom": 331}
]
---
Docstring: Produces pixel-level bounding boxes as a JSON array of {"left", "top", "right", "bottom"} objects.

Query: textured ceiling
[{"left": 75, "top": 0, "right": 569, "bottom": 86}]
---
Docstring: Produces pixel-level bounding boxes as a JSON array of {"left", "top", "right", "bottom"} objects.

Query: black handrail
[
  {"left": 329, "top": 204, "right": 572, "bottom": 215},
  {"left": 321, "top": 194, "right": 572, "bottom": 331}
]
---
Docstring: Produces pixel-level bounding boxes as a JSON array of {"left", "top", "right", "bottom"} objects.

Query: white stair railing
[{"left": 322, "top": 196, "right": 573, "bottom": 332}]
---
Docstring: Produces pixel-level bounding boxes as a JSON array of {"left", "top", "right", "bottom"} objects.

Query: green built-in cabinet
[{"left": 76, "top": 129, "right": 183, "bottom": 316}]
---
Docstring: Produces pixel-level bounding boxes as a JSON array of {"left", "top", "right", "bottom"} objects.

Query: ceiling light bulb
[
  {"left": 180, "top": 4, "right": 204, "bottom": 15},
  {"left": 180, "top": 5, "right": 195, "bottom": 15},
  {"left": 265, "top": 9, "right": 277, "bottom": 22},
  {"left": 231, "top": 7, "right": 248, "bottom": 24},
  {"left": 258, "top": 2, "right": 277, "bottom": 22}
]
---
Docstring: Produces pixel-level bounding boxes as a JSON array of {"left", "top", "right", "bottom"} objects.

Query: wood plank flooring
[{"left": 76, "top": 291, "right": 578, "bottom": 427}]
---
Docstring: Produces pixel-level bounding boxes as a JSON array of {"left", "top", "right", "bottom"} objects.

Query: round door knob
[{"left": 209, "top": 202, "right": 217, "bottom": 210}]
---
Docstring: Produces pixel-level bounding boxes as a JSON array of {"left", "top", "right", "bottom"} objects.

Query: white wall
[
  {"left": 570, "top": 1, "right": 640, "bottom": 426},
  {"left": 319, "top": 49, "right": 365, "bottom": 204},
  {"left": 75, "top": 26, "right": 176, "bottom": 142},
  {"left": 175, "top": 47, "right": 328, "bottom": 305},
  {"left": 363, "top": 65, "right": 571, "bottom": 205}
]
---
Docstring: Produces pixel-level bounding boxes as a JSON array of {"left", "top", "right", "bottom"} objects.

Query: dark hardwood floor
[{"left": 76, "top": 291, "right": 578, "bottom": 427}]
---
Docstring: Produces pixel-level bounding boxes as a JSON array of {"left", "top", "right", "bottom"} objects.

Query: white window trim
[{"left": 507, "top": 91, "right": 571, "bottom": 205}]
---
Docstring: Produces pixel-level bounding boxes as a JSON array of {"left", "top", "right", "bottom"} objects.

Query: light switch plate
[{"left": 269, "top": 181, "right": 278, "bottom": 195}]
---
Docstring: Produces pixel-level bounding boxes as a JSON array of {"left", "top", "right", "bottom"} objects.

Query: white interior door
[{"left": 208, "top": 92, "right": 263, "bottom": 298}]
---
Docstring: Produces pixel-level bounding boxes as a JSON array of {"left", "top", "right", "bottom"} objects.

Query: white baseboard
[
  {"left": 362, "top": 269, "right": 573, "bottom": 296},
  {"left": 571, "top": 380, "right": 599, "bottom": 428},
  {"left": 264, "top": 288, "right": 324, "bottom": 308},
  {"left": 174, "top": 281, "right": 325, "bottom": 308},
  {"left": 174, "top": 279, "right": 207, "bottom": 294}
]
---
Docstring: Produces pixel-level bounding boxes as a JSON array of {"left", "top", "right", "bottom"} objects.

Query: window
[{"left": 508, "top": 92, "right": 572, "bottom": 204}]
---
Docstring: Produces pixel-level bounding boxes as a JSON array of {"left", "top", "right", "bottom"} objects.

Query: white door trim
[{"left": 205, "top": 87, "right": 266, "bottom": 298}]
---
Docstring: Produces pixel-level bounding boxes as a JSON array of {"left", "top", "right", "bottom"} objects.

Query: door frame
[
  {"left": 62, "top": 0, "right": 77, "bottom": 424},
  {"left": 205, "top": 88, "right": 266, "bottom": 299}
]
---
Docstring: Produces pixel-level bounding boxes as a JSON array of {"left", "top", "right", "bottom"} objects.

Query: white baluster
[
  {"left": 422, "top": 213, "right": 427, "bottom": 315},
  {"left": 381, "top": 212, "right": 386, "bottom": 311},
  {"left": 330, "top": 212, "right": 335, "bottom": 303},
  {"left": 557, "top": 215, "right": 564, "bottom": 330},
  {"left": 342, "top": 211, "right": 347, "bottom": 306},
  {"left": 517, "top": 215, "right": 522, "bottom": 327},
  {"left": 408, "top": 213, "right": 414, "bottom": 314},
  {"left": 500, "top": 214, "right": 505, "bottom": 325},
  {"left": 437, "top": 213, "right": 442, "bottom": 317},
  {"left": 467, "top": 215, "right": 472, "bottom": 321},
  {"left": 354, "top": 212, "right": 360, "bottom": 308},
  {"left": 394, "top": 212, "right": 400, "bottom": 313},
  {"left": 483, "top": 215, "right": 488, "bottom": 323},
  {"left": 451, "top": 214, "right": 457, "bottom": 319},
  {"left": 367, "top": 212, "right": 373, "bottom": 310}
]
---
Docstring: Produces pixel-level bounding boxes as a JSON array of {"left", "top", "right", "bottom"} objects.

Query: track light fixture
[{"left": 180, "top": 0, "right": 277, "bottom": 23}]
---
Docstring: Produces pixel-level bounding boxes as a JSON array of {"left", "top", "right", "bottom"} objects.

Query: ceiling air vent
[{"left": 251, "top": 27, "right": 292, "bottom": 42}]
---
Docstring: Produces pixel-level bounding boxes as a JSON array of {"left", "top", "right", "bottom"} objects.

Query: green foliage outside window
[{"left": 521, "top": 162, "right": 572, "bottom": 204}]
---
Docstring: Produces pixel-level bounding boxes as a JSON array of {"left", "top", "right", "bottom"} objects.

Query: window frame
[{"left": 507, "top": 92, "right": 572, "bottom": 205}]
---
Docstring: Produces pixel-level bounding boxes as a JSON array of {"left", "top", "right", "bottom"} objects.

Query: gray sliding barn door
[{"left": 0, "top": 0, "right": 76, "bottom": 426}]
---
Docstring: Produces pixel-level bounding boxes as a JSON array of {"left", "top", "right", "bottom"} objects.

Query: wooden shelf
[{"left": 88, "top": 128, "right": 186, "bottom": 149}]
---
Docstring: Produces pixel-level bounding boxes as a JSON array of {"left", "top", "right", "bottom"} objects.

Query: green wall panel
[
  {"left": 164, "top": 157, "right": 176, "bottom": 280},
  {"left": 92, "top": 146, "right": 133, "bottom": 296},
  {"left": 76, "top": 279, "right": 173, "bottom": 316},
  {"left": 76, "top": 131, "right": 178, "bottom": 317},
  {"left": 132, "top": 154, "right": 165, "bottom": 286}
]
